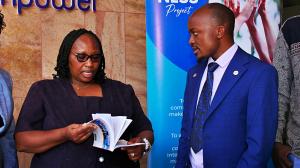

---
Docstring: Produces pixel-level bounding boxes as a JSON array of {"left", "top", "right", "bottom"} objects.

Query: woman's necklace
[{"left": 71, "top": 82, "right": 92, "bottom": 90}]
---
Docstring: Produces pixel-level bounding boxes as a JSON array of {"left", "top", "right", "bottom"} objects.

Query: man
[
  {"left": 176, "top": 3, "right": 278, "bottom": 167},
  {"left": 0, "top": 11, "right": 18, "bottom": 168},
  {"left": 273, "top": 15, "right": 300, "bottom": 168}
]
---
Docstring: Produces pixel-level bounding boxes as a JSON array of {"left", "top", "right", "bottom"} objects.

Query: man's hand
[{"left": 273, "top": 142, "right": 292, "bottom": 168}]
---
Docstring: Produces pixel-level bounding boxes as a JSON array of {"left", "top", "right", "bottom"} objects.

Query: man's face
[{"left": 188, "top": 9, "right": 220, "bottom": 61}]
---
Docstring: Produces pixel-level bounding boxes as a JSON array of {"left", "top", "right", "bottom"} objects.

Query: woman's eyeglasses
[{"left": 72, "top": 52, "right": 101, "bottom": 62}]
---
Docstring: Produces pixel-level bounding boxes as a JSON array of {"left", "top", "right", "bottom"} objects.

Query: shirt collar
[{"left": 208, "top": 44, "right": 238, "bottom": 68}]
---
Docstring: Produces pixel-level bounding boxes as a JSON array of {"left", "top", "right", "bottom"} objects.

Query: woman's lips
[{"left": 81, "top": 71, "right": 93, "bottom": 78}]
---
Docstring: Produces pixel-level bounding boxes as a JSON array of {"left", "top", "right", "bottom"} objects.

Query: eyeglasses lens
[{"left": 76, "top": 53, "right": 101, "bottom": 62}]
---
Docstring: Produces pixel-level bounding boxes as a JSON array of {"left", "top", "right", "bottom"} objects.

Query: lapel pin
[
  {"left": 193, "top": 73, "right": 197, "bottom": 78},
  {"left": 233, "top": 70, "right": 239, "bottom": 76}
]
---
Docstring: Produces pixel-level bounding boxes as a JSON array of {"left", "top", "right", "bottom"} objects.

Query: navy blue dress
[{"left": 15, "top": 79, "right": 152, "bottom": 168}]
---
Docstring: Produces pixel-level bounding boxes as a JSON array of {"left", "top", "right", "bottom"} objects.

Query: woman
[{"left": 15, "top": 28, "right": 153, "bottom": 168}]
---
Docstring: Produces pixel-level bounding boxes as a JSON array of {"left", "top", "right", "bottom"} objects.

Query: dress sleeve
[
  {"left": 15, "top": 82, "right": 46, "bottom": 132},
  {"left": 127, "top": 85, "right": 153, "bottom": 136}
]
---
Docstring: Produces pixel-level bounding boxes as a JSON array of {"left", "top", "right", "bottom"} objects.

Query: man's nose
[{"left": 189, "top": 36, "right": 194, "bottom": 45}]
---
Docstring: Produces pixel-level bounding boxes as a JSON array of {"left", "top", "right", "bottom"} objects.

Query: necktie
[{"left": 191, "top": 62, "right": 219, "bottom": 153}]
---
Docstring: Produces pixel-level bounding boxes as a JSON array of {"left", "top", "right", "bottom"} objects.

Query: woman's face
[{"left": 68, "top": 34, "right": 101, "bottom": 84}]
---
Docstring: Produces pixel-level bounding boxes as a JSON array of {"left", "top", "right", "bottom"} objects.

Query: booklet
[{"left": 88, "top": 113, "right": 145, "bottom": 152}]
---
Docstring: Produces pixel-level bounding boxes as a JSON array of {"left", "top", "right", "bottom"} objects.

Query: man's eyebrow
[
  {"left": 189, "top": 28, "right": 199, "bottom": 32},
  {"left": 188, "top": 28, "right": 195, "bottom": 32}
]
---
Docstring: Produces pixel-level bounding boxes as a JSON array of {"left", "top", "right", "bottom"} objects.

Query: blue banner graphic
[{"left": 146, "top": 1, "right": 206, "bottom": 167}]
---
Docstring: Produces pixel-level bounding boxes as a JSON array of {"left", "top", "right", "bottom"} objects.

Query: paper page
[
  {"left": 90, "top": 118, "right": 109, "bottom": 150},
  {"left": 89, "top": 113, "right": 133, "bottom": 151},
  {"left": 110, "top": 116, "right": 127, "bottom": 146},
  {"left": 91, "top": 114, "right": 115, "bottom": 151},
  {"left": 119, "top": 119, "right": 132, "bottom": 138},
  {"left": 112, "top": 118, "right": 132, "bottom": 147},
  {"left": 114, "top": 139, "right": 145, "bottom": 149},
  {"left": 92, "top": 113, "right": 112, "bottom": 125}
]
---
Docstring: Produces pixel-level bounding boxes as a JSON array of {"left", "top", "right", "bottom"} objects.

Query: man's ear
[{"left": 216, "top": 25, "right": 225, "bottom": 39}]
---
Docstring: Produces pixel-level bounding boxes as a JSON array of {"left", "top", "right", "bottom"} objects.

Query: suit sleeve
[
  {"left": 176, "top": 71, "right": 191, "bottom": 168},
  {"left": 0, "top": 71, "right": 13, "bottom": 133},
  {"left": 237, "top": 65, "right": 278, "bottom": 167},
  {"left": 273, "top": 30, "right": 292, "bottom": 144}
]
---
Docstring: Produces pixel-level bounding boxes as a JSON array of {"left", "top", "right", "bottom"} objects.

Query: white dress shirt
[{"left": 190, "top": 44, "right": 238, "bottom": 168}]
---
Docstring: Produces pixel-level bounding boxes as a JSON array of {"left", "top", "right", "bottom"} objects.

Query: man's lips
[
  {"left": 193, "top": 48, "right": 200, "bottom": 54},
  {"left": 192, "top": 46, "right": 200, "bottom": 54}
]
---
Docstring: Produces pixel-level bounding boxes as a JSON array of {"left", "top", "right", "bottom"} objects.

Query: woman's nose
[{"left": 84, "top": 58, "right": 93, "bottom": 67}]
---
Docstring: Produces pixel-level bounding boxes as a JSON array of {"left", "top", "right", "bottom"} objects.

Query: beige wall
[{"left": 0, "top": 0, "right": 148, "bottom": 167}]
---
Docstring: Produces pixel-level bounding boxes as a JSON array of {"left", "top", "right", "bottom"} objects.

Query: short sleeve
[
  {"left": 127, "top": 85, "right": 153, "bottom": 136},
  {"left": 15, "top": 82, "right": 46, "bottom": 132}
]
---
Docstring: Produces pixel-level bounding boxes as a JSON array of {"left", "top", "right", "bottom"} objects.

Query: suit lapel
[
  {"left": 206, "top": 48, "right": 249, "bottom": 120},
  {"left": 190, "top": 59, "right": 208, "bottom": 116}
]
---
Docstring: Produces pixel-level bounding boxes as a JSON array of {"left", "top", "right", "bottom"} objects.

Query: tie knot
[{"left": 208, "top": 62, "right": 219, "bottom": 72}]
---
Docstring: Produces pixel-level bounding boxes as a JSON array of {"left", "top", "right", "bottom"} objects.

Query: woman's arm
[
  {"left": 15, "top": 123, "right": 96, "bottom": 153},
  {"left": 119, "top": 84, "right": 154, "bottom": 161},
  {"left": 123, "top": 130, "right": 154, "bottom": 161},
  {"left": 135, "top": 130, "right": 154, "bottom": 145}
]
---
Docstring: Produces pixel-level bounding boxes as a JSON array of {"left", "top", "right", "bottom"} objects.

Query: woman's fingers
[{"left": 66, "top": 123, "right": 95, "bottom": 143}]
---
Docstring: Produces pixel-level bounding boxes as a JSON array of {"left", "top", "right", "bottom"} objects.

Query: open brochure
[{"left": 88, "top": 113, "right": 145, "bottom": 152}]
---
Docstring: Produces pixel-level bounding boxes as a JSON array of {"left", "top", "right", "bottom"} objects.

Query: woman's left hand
[{"left": 122, "top": 137, "right": 145, "bottom": 161}]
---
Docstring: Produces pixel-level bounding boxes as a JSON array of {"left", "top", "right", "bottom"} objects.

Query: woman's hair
[
  {"left": 0, "top": 11, "right": 6, "bottom": 34},
  {"left": 53, "top": 28, "right": 106, "bottom": 84}
]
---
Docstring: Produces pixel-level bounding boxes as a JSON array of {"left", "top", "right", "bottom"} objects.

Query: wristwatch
[{"left": 142, "top": 138, "right": 152, "bottom": 152}]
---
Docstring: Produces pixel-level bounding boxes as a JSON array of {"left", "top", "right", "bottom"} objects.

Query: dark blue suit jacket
[{"left": 176, "top": 48, "right": 278, "bottom": 168}]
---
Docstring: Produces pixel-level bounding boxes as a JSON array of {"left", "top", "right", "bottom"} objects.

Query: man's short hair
[{"left": 207, "top": 3, "right": 235, "bottom": 37}]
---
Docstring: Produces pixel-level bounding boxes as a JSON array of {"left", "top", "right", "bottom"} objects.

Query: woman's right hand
[
  {"left": 65, "top": 123, "right": 97, "bottom": 143},
  {"left": 15, "top": 123, "right": 97, "bottom": 153}
]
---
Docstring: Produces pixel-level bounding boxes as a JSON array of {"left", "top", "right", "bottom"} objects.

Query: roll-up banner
[{"left": 146, "top": 0, "right": 280, "bottom": 167}]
